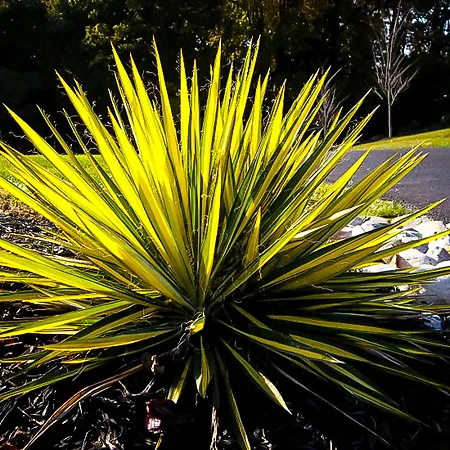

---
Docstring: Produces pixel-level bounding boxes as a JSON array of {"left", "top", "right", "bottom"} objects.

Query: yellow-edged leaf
[{"left": 221, "top": 339, "right": 290, "bottom": 413}]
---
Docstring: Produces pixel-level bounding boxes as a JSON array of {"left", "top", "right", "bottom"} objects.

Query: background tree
[
  {"left": 370, "top": 4, "right": 418, "bottom": 137},
  {"left": 0, "top": 0, "right": 449, "bottom": 147},
  {"left": 316, "top": 68, "right": 347, "bottom": 135}
]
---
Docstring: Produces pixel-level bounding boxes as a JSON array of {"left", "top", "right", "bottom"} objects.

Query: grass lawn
[
  {"left": 354, "top": 127, "right": 450, "bottom": 150},
  {"left": 0, "top": 154, "right": 103, "bottom": 179}
]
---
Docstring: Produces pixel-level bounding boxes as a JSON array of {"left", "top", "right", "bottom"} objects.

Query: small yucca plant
[{"left": 0, "top": 40, "right": 449, "bottom": 448}]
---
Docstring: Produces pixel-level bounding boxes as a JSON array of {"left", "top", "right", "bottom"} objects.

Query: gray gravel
[{"left": 328, "top": 148, "right": 450, "bottom": 222}]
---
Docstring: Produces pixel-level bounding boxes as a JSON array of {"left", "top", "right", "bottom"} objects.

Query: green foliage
[
  {"left": 364, "top": 198, "right": 409, "bottom": 218},
  {"left": 1, "top": 0, "right": 450, "bottom": 143},
  {"left": 0, "top": 42, "right": 450, "bottom": 448}
]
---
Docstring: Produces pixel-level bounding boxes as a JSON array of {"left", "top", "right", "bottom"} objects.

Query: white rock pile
[{"left": 334, "top": 215, "right": 450, "bottom": 305}]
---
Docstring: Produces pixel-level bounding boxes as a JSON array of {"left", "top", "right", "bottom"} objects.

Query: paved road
[{"left": 327, "top": 148, "right": 450, "bottom": 222}]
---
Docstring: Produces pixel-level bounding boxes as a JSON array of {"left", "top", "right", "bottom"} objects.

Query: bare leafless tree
[
  {"left": 316, "top": 68, "right": 347, "bottom": 136},
  {"left": 371, "top": 4, "right": 418, "bottom": 138}
]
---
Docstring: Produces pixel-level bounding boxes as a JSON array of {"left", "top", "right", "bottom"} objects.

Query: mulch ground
[{"left": 0, "top": 212, "right": 450, "bottom": 450}]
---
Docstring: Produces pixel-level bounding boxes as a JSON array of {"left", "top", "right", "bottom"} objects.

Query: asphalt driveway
[{"left": 328, "top": 148, "right": 450, "bottom": 222}]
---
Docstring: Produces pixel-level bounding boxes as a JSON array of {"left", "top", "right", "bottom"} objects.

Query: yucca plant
[{"left": 0, "top": 40, "right": 449, "bottom": 449}]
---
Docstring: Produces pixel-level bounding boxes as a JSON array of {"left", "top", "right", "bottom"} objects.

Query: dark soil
[{"left": 0, "top": 212, "right": 450, "bottom": 450}]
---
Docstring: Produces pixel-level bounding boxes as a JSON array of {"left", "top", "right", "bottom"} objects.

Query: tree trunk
[{"left": 387, "top": 98, "right": 392, "bottom": 138}]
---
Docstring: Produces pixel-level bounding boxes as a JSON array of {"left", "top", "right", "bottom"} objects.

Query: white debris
[
  {"left": 396, "top": 249, "right": 437, "bottom": 268},
  {"left": 419, "top": 276, "right": 450, "bottom": 305},
  {"left": 414, "top": 220, "right": 446, "bottom": 238},
  {"left": 426, "top": 246, "right": 450, "bottom": 264},
  {"left": 332, "top": 215, "right": 450, "bottom": 304},
  {"left": 361, "top": 264, "right": 397, "bottom": 273}
]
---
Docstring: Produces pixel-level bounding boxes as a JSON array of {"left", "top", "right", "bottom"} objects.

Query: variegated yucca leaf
[{"left": 0, "top": 40, "right": 449, "bottom": 449}]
